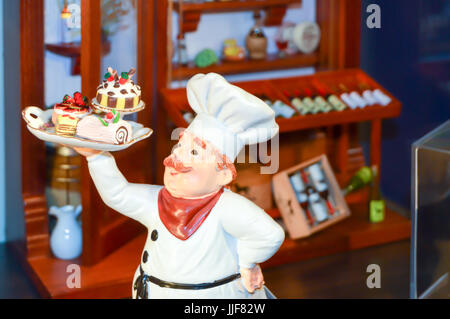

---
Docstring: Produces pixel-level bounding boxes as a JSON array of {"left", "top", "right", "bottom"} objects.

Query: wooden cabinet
[
  {"left": 15, "top": 0, "right": 156, "bottom": 298},
  {"left": 169, "top": 0, "right": 319, "bottom": 80},
  {"left": 157, "top": 1, "right": 410, "bottom": 272},
  {"left": 162, "top": 0, "right": 362, "bottom": 84},
  {"left": 13, "top": 0, "right": 410, "bottom": 299}
]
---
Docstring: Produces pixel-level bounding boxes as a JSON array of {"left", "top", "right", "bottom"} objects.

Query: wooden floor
[
  {"left": 264, "top": 240, "right": 410, "bottom": 298},
  {"left": 9, "top": 203, "right": 410, "bottom": 298},
  {"left": 0, "top": 240, "right": 410, "bottom": 299}
]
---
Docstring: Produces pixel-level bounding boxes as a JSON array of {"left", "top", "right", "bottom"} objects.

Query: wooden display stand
[
  {"left": 159, "top": 69, "right": 411, "bottom": 273},
  {"left": 13, "top": 0, "right": 410, "bottom": 299},
  {"left": 15, "top": 0, "right": 156, "bottom": 299},
  {"left": 171, "top": 0, "right": 314, "bottom": 80},
  {"left": 160, "top": 69, "right": 402, "bottom": 133},
  {"left": 158, "top": 0, "right": 410, "bottom": 283}
]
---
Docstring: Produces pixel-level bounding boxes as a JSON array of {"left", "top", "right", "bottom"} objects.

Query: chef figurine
[{"left": 74, "top": 73, "right": 285, "bottom": 299}]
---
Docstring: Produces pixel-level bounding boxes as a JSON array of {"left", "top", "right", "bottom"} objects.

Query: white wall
[
  {"left": 45, "top": 0, "right": 82, "bottom": 106},
  {"left": 101, "top": 1, "right": 137, "bottom": 82},
  {"left": 44, "top": 0, "right": 138, "bottom": 106},
  {"left": 0, "top": 0, "right": 5, "bottom": 243}
]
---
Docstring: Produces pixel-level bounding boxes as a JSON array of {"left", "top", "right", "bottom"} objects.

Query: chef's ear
[{"left": 217, "top": 167, "right": 233, "bottom": 187}]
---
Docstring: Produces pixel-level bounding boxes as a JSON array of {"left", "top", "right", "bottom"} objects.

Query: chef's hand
[
  {"left": 240, "top": 265, "right": 265, "bottom": 294},
  {"left": 72, "top": 147, "right": 103, "bottom": 158}
]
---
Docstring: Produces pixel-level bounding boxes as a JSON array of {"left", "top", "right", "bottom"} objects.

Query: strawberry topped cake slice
[{"left": 52, "top": 92, "right": 91, "bottom": 137}]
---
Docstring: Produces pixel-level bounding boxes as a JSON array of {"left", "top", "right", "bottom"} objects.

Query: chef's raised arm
[
  {"left": 87, "top": 151, "right": 159, "bottom": 227},
  {"left": 219, "top": 191, "right": 285, "bottom": 269}
]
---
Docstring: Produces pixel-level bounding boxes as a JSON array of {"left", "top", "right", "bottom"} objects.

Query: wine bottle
[
  {"left": 291, "top": 172, "right": 315, "bottom": 225},
  {"left": 335, "top": 85, "right": 358, "bottom": 109},
  {"left": 372, "top": 89, "right": 392, "bottom": 106},
  {"left": 313, "top": 87, "right": 333, "bottom": 113},
  {"left": 369, "top": 165, "right": 385, "bottom": 223},
  {"left": 296, "top": 191, "right": 314, "bottom": 226},
  {"left": 303, "top": 88, "right": 322, "bottom": 114},
  {"left": 290, "top": 172, "right": 306, "bottom": 192},
  {"left": 302, "top": 170, "right": 329, "bottom": 223},
  {"left": 260, "top": 94, "right": 282, "bottom": 118},
  {"left": 307, "top": 163, "right": 325, "bottom": 182},
  {"left": 359, "top": 82, "right": 392, "bottom": 106},
  {"left": 294, "top": 89, "right": 314, "bottom": 115},
  {"left": 283, "top": 90, "right": 308, "bottom": 115},
  {"left": 260, "top": 94, "right": 295, "bottom": 118},
  {"left": 307, "top": 192, "right": 329, "bottom": 223},
  {"left": 315, "top": 182, "right": 335, "bottom": 215},
  {"left": 272, "top": 99, "right": 296, "bottom": 118},
  {"left": 358, "top": 82, "right": 378, "bottom": 106},
  {"left": 307, "top": 163, "right": 335, "bottom": 215},
  {"left": 296, "top": 89, "right": 316, "bottom": 114},
  {"left": 342, "top": 166, "right": 374, "bottom": 195},
  {"left": 314, "top": 83, "right": 347, "bottom": 111},
  {"left": 340, "top": 84, "right": 367, "bottom": 108}
]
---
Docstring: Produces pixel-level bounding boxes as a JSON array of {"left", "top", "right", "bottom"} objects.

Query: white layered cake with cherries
[{"left": 93, "top": 67, "right": 144, "bottom": 113}]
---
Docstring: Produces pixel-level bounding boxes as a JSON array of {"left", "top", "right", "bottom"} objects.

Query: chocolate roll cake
[{"left": 93, "top": 67, "right": 145, "bottom": 113}]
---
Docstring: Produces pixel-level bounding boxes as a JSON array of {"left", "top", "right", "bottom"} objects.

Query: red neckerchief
[{"left": 158, "top": 187, "right": 224, "bottom": 241}]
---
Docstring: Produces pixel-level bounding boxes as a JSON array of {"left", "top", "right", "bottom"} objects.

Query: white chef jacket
[{"left": 87, "top": 152, "right": 285, "bottom": 299}]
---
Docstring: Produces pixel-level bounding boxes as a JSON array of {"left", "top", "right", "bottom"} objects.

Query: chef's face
[{"left": 163, "top": 131, "right": 233, "bottom": 198}]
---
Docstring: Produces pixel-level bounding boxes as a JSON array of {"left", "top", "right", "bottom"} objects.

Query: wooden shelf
[
  {"left": 173, "top": 0, "right": 301, "bottom": 13},
  {"left": 173, "top": 0, "right": 301, "bottom": 33},
  {"left": 11, "top": 234, "right": 145, "bottom": 299},
  {"left": 12, "top": 203, "right": 409, "bottom": 298},
  {"left": 46, "top": 42, "right": 83, "bottom": 57},
  {"left": 172, "top": 52, "right": 318, "bottom": 80},
  {"left": 45, "top": 41, "right": 111, "bottom": 75},
  {"left": 171, "top": 0, "right": 306, "bottom": 80},
  {"left": 160, "top": 69, "right": 402, "bottom": 133},
  {"left": 275, "top": 104, "right": 401, "bottom": 133}
]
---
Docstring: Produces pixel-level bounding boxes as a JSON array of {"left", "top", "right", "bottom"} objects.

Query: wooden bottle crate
[{"left": 273, "top": 154, "right": 351, "bottom": 239}]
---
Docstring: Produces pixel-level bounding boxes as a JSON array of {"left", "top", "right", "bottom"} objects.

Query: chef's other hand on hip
[{"left": 240, "top": 265, "right": 264, "bottom": 294}]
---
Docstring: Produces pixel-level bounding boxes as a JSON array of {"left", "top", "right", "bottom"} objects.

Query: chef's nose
[{"left": 172, "top": 143, "right": 184, "bottom": 158}]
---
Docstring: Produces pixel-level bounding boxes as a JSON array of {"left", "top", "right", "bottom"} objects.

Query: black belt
[
  {"left": 134, "top": 265, "right": 240, "bottom": 297},
  {"left": 148, "top": 272, "right": 241, "bottom": 290}
]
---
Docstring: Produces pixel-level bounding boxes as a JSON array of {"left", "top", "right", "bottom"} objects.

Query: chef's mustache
[{"left": 163, "top": 154, "right": 193, "bottom": 173}]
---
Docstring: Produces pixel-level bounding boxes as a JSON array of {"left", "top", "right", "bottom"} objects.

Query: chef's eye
[{"left": 191, "top": 149, "right": 198, "bottom": 156}]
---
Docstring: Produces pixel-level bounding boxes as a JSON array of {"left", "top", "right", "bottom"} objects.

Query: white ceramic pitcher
[{"left": 49, "top": 205, "right": 82, "bottom": 260}]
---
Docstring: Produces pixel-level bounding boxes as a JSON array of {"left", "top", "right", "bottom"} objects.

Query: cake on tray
[
  {"left": 76, "top": 109, "right": 132, "bottom": 145},
  {"left": 92, "top": 67, "right": 145, "bottom": 113},
  {"left": 52, "top": 92, "right": 91, "bottom": 137}
]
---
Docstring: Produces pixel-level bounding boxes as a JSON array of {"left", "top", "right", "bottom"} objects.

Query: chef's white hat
[{"left": 186, "top": 73, "right": 279, "bottom": 162}]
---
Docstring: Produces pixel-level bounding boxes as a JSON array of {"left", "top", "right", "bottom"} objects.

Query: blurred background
[{"left": 0, "top": 0, "right": 448, "bottom": 299}]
